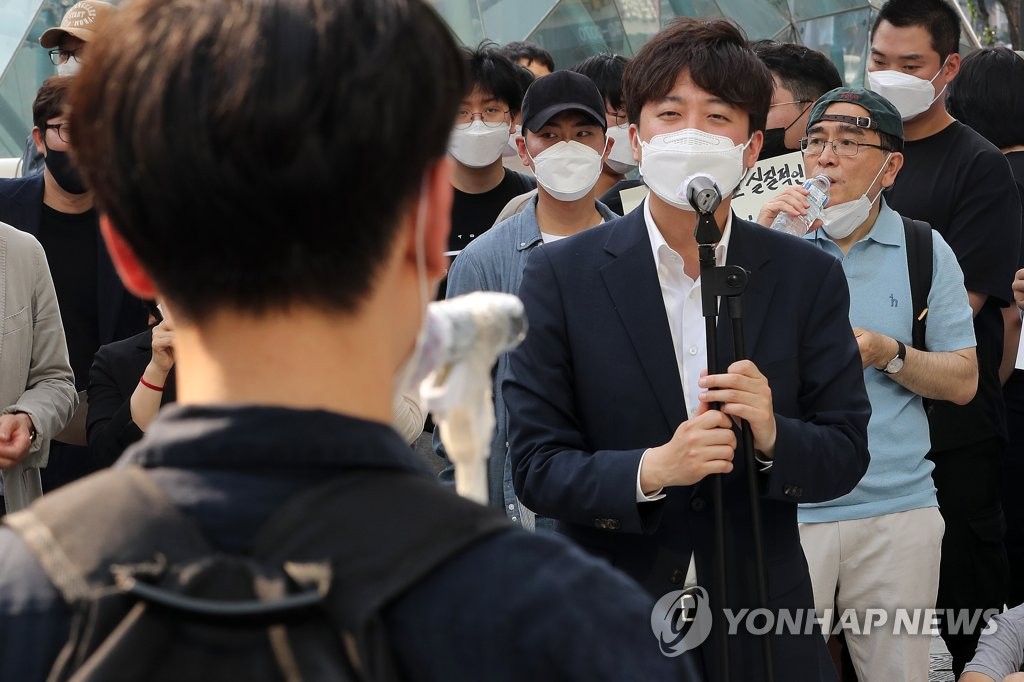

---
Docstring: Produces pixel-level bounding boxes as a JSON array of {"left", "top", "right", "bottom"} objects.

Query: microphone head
[{"left": 684, "top": 174, "right": 722, "bottom": 214}]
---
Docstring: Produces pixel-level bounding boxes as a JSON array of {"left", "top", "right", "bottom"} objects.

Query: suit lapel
[
  {"left": 600, "top": 211, "right": 687, "bottom": 431},
  {"left": 715, "top": 217, "right": 774, "bottom": 367}
]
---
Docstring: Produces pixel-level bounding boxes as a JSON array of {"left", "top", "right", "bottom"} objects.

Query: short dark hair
[
  {"left": 501, "top": 41, "right": 555, "bottom": 73},
  {"left": 465, "top": 42, "right": 528, "bottom": 116},
  {"left": 69, "top": 0, "right": 465, "bottom": 322},
  {"left": 622, "top": 18, "right": 773, "bottom": 134},
  {"left": 571, "top": 54, "right": 629, "bottom": 112},
  {"left": 32, "top": 76, "right": 74, "bottom": 130},
  {"left": 750, "top": 41, "right": 843, "bottom": 104},
  {"left": 947, "top": 47, "right": 1024, "bottom": 149},
  {"left": 512, "top": 63, "right": 536, "bottom": 101},
  {"left": 872, "top": 0, "right": 961, "bottom": 61}
]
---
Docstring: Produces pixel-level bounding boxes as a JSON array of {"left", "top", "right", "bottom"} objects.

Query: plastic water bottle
[{"left": 770, "top": 175, "right": 830, "bottom": 236}]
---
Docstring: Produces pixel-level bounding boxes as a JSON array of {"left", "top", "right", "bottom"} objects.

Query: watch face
[{"left": 885, "top": 357, "right": 904, "bottom": 374}]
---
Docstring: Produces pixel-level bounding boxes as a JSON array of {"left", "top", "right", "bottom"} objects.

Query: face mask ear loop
[
  {"left": 414, "top": 176, "right": 430, "bottom": 312},
  {"left": 868, "top": 152, "right": 893, "bottom": 205},
  {"left": 784, "top": 103, "right": 813, "bottom": 133}
]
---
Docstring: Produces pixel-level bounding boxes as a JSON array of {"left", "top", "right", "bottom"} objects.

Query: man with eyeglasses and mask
[
  {"left": 17, "top": 1, "right": 114, "bottom": 178},
  {"left": 759, "top": 87, "right": 977, "bottom": 682},
  {"left": 867, "top": 1, "right": 1021, "bottom": 673},
  {"left": 503, "top": 18, "right": 870, "bottom": 680},
  {"left": 0, "top": 77, "right": 148, "bottom": 494},
  {"left": 750, "top": 41, "right": 843, "bottom": 161},
  {"left": 446, "top": 44, "right": 536, "bottom": 262}
]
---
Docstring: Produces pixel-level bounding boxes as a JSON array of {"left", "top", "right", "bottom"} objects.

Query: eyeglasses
[
  {"left": 48, "top": 48, "right": 82, "bottom": 66},
  {"left": 606, "top": 108, "right": 627, "bottom": 126},
  {"left": 44, "top": 122, "right": 71, "bottom": 144},
  {"left": 454, "top": 107, "right": 510, "bottom": 129},
  {"left": 800, "top": 136, "right": 890, "bottom": 157},
  {"left": 769, "top": 99, "right": 811, "bottom": 108}
]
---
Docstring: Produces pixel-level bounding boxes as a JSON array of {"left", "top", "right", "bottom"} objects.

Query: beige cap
[{"left": 39, "top": 1, "right": 115, "bottom": 49}]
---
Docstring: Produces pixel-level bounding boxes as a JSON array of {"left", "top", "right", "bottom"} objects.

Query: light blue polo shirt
[{"left": 798, "top": 199, "right": 975, "bottom": 523}]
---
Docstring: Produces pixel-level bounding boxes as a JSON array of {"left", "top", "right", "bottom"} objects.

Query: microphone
[
  {"left": 685, "top": 173, "right": 722, "bottom": 215},
  {"left": 414, "top": 292, "right": 528, "bottom": 505},
  {"left": 410, "top": 292, "right": 527, "bottom": 389}
]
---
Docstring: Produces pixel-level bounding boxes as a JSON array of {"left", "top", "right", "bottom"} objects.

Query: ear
[
  {"left": 943, "top": 52, "right": 961, "bottom": 81},
  {"left": 601, "top": 132, "right": 614, "bottom": 164},
  {"left": 401, "top": 156, "right": 453, "bottom": 283},
  {"left": 99, "top": 215, "right": 158, "bottom": 299},
  {"left": 31, "top": 128, "right": 45, "bottom": 157},
  {"left": 516, "top": 134, "right": 532, "bottom": 169},
  {"left": 744, "top": 130, "right": 763, "bottom": 169},
  {"left": 628, "top": 123, "right": 641, "bottom": 164},
  {"left": 881, "top": 151, "right": 904, "bottom": 189}
]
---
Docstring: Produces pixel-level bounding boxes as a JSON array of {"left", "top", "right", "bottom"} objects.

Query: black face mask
[
  {"left": 758, "top": 102, "right": 813, "bottom": 162},
  {"left": 759, "top": 127, "right": 791, "bottom": 160},
  {"left": 43, "top": 145, "right": 88, "bottom": 195}
]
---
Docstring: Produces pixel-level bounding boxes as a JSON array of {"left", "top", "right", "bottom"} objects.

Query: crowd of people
[{"left": 0, "top": 0, "right": 1022, "bottom": 680}]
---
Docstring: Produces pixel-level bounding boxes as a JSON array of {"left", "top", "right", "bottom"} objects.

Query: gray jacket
[{"left": 0, "top": 221, "right": 78, "bottom": 512}]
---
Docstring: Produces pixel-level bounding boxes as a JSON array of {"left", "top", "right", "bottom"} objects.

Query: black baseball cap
[
  {"left": 521, "top": 70, "right": 607, "bottom": 134},
  {"left": 807, "top": 87, "right": 904, "bottom": 149}
]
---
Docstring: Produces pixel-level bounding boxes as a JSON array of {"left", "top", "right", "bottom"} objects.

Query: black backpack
[
  {"left": 3, "top": 465, "right": 511, "bottom": 682},
  {"left": 902, "top": 215, "right": 933, "bottom": 352}
]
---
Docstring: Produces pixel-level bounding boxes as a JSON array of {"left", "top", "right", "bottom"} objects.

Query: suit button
[
  {"left": 594, "top": 518, "right": 621, "bottom": 531},
  {"left": 690, "top": 497, "right": 706, "bottom": 512},
  {"left": 783, "top": 484, "right": 803, "bottom": 499},
  {"left": 607, "top": 519, "right": 621, "bottom": 531},
  {"left": 670, "top": 568, "right": 687, "bottom": 585}
]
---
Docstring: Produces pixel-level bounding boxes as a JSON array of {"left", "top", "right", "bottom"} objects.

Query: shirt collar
[
  {"left": 120, "top": 404, "right": 428, "bottom": 475},
  {"left": 643, "top": 194, "right": 733, "bottom": 268},
  {"left": 516, "top": 195, "right": 621, "bottom": 252}
]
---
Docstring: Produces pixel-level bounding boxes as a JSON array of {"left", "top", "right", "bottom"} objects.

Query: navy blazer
[
  {"left": 504, "top": 208, "right": 871, "bottom": 681},
  {"left": 0, "top": 174, "right": 147, "bottom": 350}
]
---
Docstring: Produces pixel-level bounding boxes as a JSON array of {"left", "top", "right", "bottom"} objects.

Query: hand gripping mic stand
[{"left": 687, "top": 177, "right": 773, "bottom": 682}]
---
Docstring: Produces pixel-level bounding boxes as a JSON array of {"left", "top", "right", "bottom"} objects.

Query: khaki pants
[{"left": 799, "top": 507, "right": 944, "bottom": 682}]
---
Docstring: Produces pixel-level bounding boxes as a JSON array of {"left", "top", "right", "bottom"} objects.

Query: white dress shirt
[{"left": 634, "top": 196, "right": 732, "bottom": 503}]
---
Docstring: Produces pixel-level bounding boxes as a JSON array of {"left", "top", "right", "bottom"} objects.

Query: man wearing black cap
[
  {"left": 437, "top": 70, "right": 616, "bottom": 527},
  {"left": 760, "top": 87, "right": 977, "bottom": 681}
]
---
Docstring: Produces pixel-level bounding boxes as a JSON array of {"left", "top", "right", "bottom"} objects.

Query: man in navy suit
[{"left": 504, "top": 18, "right": 871, "bottom": 681}]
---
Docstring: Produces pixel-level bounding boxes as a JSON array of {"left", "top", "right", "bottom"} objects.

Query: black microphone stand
[{"left": 687, "top": 179, "right": 773, "bottom": 682}]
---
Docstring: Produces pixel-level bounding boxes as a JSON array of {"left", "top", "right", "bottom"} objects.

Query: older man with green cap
[{"left": 759, "top": 87, "right": 979, "bottom": 681}]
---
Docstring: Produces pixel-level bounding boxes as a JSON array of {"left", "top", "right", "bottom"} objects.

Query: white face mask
[
  {"left": 57, "top": 59, "right": 81, "bottom": 77},
  {"left": 866, "top": 60, "right": 948, "bottom": 121},
  {"left": 638, "top": 129, "right": 751, "bottom": 211},
  {"left": 448, "top": 120, "right": 511, "bottom": 168},
  {"left": 528, "top": 139, "right": 606, "bottom": 202},
  {"left": 503, "top": 124, "right": 522, "bottom": 158},
  {"left": 606, "top": 124, "right": 637, "bottom": 175},
  {"left": 819, "top": 154, "right": 892, "bottom": 240},
  {"left": 394, "top": 181, "right": 434, "bottom": 397}
]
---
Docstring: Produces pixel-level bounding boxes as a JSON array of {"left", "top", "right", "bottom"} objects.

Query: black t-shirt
[
  {"left": 886, "top": 121, "right": 1023, "bottom": 451},
  {"left": 449, "top": 169, "right": 535, "bottom": 255},
  {"left": 1001, "top": 152, "right": 1024, "bottom": 414},
  {"left": 37, "top": 204, "right": 100, "bottom": 390}
]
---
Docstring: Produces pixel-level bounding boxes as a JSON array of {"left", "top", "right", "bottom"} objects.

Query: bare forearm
[
  {"left": 890, "top": 346, "right": 978, "bottom": 404},
  {"left": 129, "top": 364, "right": 168, "bottom": 431}
]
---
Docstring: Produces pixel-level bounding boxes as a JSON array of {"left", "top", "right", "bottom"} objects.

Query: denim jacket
[{"left": 435, "top": 196, "right": 618, "bottom": 528}]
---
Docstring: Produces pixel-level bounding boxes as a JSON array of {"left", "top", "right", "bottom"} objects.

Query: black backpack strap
[
  {"left": 3, "top": 466, "right": 214, "bottom": 604},
  {"left": 251, "top": 469, "right": 513, "bottom": 677},
  {"left": 902, "top": 215, "right": 934, "bottom": 351}
]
